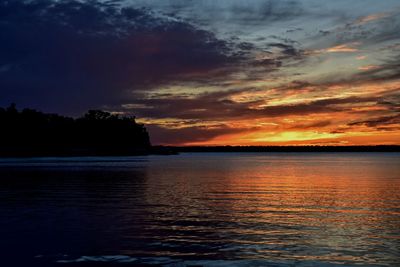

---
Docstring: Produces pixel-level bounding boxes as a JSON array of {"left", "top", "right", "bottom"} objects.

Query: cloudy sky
[{"left": 1, "top": 0, "right": 400, "bottom": 145}]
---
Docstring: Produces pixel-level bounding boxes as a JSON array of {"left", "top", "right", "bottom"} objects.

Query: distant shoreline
[
  {"left": 0, "top": 146, "right": 399, "bottom": 158},
  {"left": 172, "top": 145, "right": 400, "bottom": 153}
]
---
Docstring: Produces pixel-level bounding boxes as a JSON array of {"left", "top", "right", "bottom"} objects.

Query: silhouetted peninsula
[{"left": 0, "top": 104, "right": 155, "bottom": 157}]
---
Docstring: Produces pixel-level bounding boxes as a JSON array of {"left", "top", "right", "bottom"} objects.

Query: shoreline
[
  {"left": 0, "top": 145, "right": 399, "bottom": 158},
  {"left": 173, "top": 145, "right": 400, "bottom": 153}
]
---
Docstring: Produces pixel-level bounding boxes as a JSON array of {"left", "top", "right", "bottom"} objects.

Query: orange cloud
[
  {"left": 355, "top": 13, "right": 390, "bottom": 25},
  {"left": 308, "top": 43, "right": 361, "bottom": 55},
  {"left": 326, "top": 43, "right": 360, "bottom": 53},
  {"left": 358, "top": 65, "right": 381, "bottom": 71},
  {"left": 133, "top": 67, "right": 400, "bottom": 146}
]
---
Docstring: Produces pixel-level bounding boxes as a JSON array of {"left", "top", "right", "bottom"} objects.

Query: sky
[{"left": 0, "top": 0, "right": 400, "bottom": 145}]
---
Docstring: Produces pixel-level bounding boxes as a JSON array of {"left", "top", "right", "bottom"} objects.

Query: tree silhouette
[{"left": 0, "top": 104, "right": 151, "bottom": 156}]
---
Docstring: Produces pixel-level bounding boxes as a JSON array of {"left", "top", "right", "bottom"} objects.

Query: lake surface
[{"left": 0, "top": 153, "right": 399, "bottom": 266}]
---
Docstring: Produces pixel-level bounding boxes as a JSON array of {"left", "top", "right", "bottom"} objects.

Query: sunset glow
[{"left": 1, "top": 0, "right": 399, "bottom": 146}]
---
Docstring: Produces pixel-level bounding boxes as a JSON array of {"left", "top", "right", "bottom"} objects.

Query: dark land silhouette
[
  {"left": 0, "top": 104, "right": 154, "bottom": 157},
  {"left": 0, "top": 104, "right": 399, "bottom": 157}
]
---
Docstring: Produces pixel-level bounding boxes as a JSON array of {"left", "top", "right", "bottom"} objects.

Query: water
[{"left": 0, "top": 153, "right": 399, "bottom": 266}]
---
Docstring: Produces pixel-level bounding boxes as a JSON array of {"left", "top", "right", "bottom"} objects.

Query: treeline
[
  {"left": 0, "top": 104, "right": 151, "bottom": 157},
  {"left": 174, "top": 145, "right": 400, "bottom": 153}
]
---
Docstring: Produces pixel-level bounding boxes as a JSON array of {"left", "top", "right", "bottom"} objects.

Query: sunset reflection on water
[{"left": 0, "top": 153, "right": 399, "bottom": 266}]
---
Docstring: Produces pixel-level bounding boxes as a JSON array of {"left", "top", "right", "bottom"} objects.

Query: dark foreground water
[{"left": 0, "top": 153, "right": 399, "bottom": 267}]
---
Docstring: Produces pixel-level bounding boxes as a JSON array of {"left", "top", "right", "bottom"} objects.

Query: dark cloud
[
  {"left": 253, "top": 58, "right": 282, "bottom": 68},
  {"left": 291, "top": 50, "right": 400, "bottom": 91},
  {"left": 333, "top": 12, "right": 400, "bottom": 46},
  {"left": 267, "top": 43, "right": 302, "bottom": 57},
  {"left": 146, "top": 124, "right": 248, "bottom": 145},
  {"left": 146, "top": 0, "right": 305, "bottom": 25},
  {"left": 354, "top": 53, "right": 400, "bottom": 83},
  {"left": 318, "top": 30, "right": 331, "bottom": 36},
  {"left": 286, "top": 28, "right": 303, "bottom": 33},
  {"left": 0, "top": 0, "right": 242, "bottom": 114},
  {"left": 268, "top": 35, "right": 299, "bottom": 45},
  {"left": 348, "top": 114, "right": 400, "bottom": 128},
  {"left": 121, "top": 91, "right": 379, "bottom": 121},
  {"left": 246, "top": 40, "right": 304, "bottom": 77},
  {"left": 228, "top": 0, "right": 304, "bottom": 23}
]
